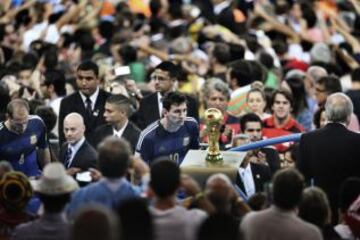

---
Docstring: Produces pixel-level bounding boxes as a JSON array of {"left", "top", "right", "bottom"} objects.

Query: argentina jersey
[
  {"left": 136, "top": 117, "right": 199, "bottom": 165},
  {"left": 0, "top": 116, "right": 48, "bottom": 177}
]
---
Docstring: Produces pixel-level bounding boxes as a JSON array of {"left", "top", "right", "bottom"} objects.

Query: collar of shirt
[
  {"left": 79, "top": 87, "right": 100, "bottom": 110},
  {"left": 214, "top": 0, "right": 231, "bottom": 15},
  {"left": 112, "top": 120, "right": 129, "bottom": 138},
  {"left": 102, "top": 177, "right": 126, "bottom": 192},
  {"left": 239, "top": 163, "right": 252, "bottom": 176},
  {"left": 157, "top": 92, "right": 163, "bottom": 117}
]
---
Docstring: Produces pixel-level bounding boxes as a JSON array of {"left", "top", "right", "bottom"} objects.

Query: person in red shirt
[{"left": 263, "top": 89, "right": 304, "bottom": 152}]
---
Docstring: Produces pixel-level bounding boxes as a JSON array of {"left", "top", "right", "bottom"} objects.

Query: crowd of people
[{"left": 0, "top": 0, "right": 360, "bottom": 239}]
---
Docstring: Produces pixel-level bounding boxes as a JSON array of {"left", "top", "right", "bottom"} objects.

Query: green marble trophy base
[{"left": 180, "top": 150, "right": 246, "bottom": 187}]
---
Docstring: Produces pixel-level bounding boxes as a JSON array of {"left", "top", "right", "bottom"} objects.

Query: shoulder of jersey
[
  {"left": 137, "top": 121, "right": 159, "bottom": 148},
  {"left": 28, "top": 115, "right": 43, "bottom": 121},
  {"left": 185, "top": 117, "right": 198, "bottom": 125},
  {"left": 0, "top": 122, "right": 4, "bottom": 131}
]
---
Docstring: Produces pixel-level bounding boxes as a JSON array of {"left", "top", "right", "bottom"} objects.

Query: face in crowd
[
  {"left": 104, "top": 103, "right": 127, "bottom": 126},
  {"left": 151, "top": 69, "right": 175, "bottom": 95},
  {"left": 9, "top": 107, "right": 29, "bottom": 134},
  {"left": 243, "top": 121, "right": 263, "bottom": 142},
  {"left": 247, "top": 91, "right": 266, "bottom": 115},
  {"left": 76, "top": 69, "right": 99, "bottom": 97},
  {"left": 272, "top": 93, "right": 292, "bottom": 122},
  {"left": 164, "top": 103, "right": 187, "bottom": 128},
  {"left": 207, "top": 89, "right": 228, "bottom": 114},
  {"left": 63, "top": 114, "right": 85, "bottom": 145}
]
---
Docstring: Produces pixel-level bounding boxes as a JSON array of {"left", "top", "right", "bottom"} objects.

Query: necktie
[
  {"left": 85, "top": 97, "right": 92, "bottom": 117},
  {"left": 64, "top": 147, "right": 72, "bottom": 168}
]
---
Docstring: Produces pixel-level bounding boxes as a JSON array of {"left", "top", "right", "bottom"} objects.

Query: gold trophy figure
[{"left": 204, "top": 108, "right": 224, "bottom": 163}]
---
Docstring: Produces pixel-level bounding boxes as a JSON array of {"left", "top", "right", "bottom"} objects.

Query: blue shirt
[
  {"left": 67, "top": 178, "right": 139, "bottom": 218},
  {"left": 0, "top": 116, "right": 48, "bottom": 177},
  {"left": 136, "top": 117, "right": 199, "bottom": 165}
]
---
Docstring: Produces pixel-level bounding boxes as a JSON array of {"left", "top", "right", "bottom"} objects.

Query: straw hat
[{"left": 31, "top": 162, "right": 79, "bottom": 195}]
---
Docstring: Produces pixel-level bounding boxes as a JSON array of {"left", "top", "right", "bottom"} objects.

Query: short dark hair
[
  {"left": 77, "top": 60, "right": 99, "bottom": 77},
  {"left": 39, "top": 193, "right": 71, "bottom": 213},
  {"left": 198, "top": 213, "right": 240, "bottom": 240},
  {"left": 270, "top": 89, "right": 293, "bottom": 109},
  {"left": 6, "top": 99, "right": 30, "bottom": 118},
  {"left": 119, "top": 45, "right": 137, "bottom": 64},
  {"left": 154, "top": 61, "right": 178, "bottom": 79},
  {"left": 162, "top": 91, "right": 187, "bottom": 111},
  {"left": 35, "top": 106, "right": 57, "bottom": 133},
  {"left": 106, "top": 94, "right": 133, "bottom": 117},
  {"left": 212, "top": 43, "right": 231, "bottom": 65},
  {"left": 298, "top": 187, "right": 331, "bottom": 228},
  {"left": 272, "top": 168, "right": 304, "bottom": 210},
  {"left": 239, "top": 113, "right": 263, "bottom": 132},
  {"left": 116, "top": 198, "right": 153, "bottom": 240},
  {"left": 150, "top": 158, "right": 180, "bottom": 198},
  {"left": 317, "top": 76, "right": 342, "bottom": 94},
  {"left": 44, "top": 69, "right": 66, "bottom": 96},
  {"left": 228, "top": 60, "right": 253, "bottom": 87},
  {"left": 351, "top": 67, "right": 360, "bottom": 83},
  {"left": 313, "top": 106, "right": 325, "bottom": 129},
  {"left": 97, "top": 137, "right": 131, "bottom": 178}
]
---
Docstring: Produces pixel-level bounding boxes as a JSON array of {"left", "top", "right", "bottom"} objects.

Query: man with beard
[
  {"left": 239, "top": 113, "right": 281, "bottom": 175},
  {"left": 136, "top": 92, "right": 199, "bottom": 165},
  {"left": 0, "top": 99, "right": 50, "bottom": 176},
  {"left": 136, "top": 61, "right": 198, "bottom": 129}
]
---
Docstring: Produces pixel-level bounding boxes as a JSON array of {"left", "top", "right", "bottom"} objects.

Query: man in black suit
[
  {"left": 58, "top": 60, "right": 111, "bottom": 144},
  {"left": 297, "top": 93, "right": 360, "bottom": 224},
  {"left": 91, "top": 94, "right": 141, "bottom": 152},
  {"left": 136, "top": 61, "right": 199, "bottom": 129},
  {"left": 235, "top": 152, "right": 271, "bottom": 199},
  {"left": 239, "top": 113, "right": 281, "bottom": 175},
  {"left": 59, "top": 113, "right": 97, "bottom": 177}
]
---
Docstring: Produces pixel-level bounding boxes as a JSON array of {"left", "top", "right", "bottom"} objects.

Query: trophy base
[
  {"left": 205, "top": 153, "right": 223, "bottom": 163},
  {"left": 180, "top": 150, "right": 246, "bottom": 186}
]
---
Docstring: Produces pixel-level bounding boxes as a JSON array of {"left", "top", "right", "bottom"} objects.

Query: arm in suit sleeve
[
  {"left": 186, "top": 95, "right": 199, "bottom": 123},
  {"left": 58, "top": 98, "right": 67, "bottom": 145},
  {"left": 135, "top": 99, "right": 147, "bottom": 130},
  {"left": 296, "top": 135, "right": 312, "bottom": 184},
  {"left": 262, "top": 148, "right": 281, "bottom": 175}
]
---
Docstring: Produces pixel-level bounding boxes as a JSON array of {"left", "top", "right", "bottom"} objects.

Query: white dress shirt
[
  {"left": 112, "top": 120, "right": 128, "bottom": 138},
  {"left": 239, "top": 164, "right": 256, "bottom": 197},
  {"left": 157, "top": 92, "right": 163, "bottom": 117}
]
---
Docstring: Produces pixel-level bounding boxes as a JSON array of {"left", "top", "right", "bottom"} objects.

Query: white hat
[{"left": 31, "top": 162, "right": 79, "bottom": 195}]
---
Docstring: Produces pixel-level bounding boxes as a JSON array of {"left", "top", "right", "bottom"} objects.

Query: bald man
[
  {"left": 59, "top": 113, "right": 97, "bottom": 176},
  {"left": 205, "top": 173, "right": 251, "bottom": 216}
]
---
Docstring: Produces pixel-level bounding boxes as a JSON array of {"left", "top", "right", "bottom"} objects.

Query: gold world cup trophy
[{"left": 204, "top": 108, "right": 224, "bottom": 163}]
